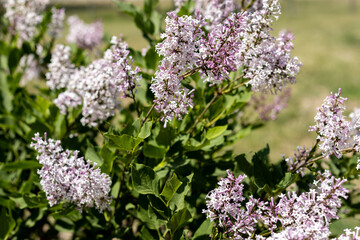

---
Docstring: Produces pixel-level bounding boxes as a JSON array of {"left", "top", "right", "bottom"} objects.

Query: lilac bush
[{"left": 0, "top": 0, "right": 359, "bottom": 239}]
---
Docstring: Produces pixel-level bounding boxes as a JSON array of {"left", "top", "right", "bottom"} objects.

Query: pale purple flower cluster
[
  {"left": 46, "top": 44, "right": 76, "bottom": 91},
  {"left": 284, "top": 146, "right": 310, "bottom": 176},
  {"left": 150, "top": 11, "right": 205, "bottom": 126},
  {"left": 47, "top": 37, "right": 141, "bottom": 127},
  {"left": 30, "top": 133, "right": 112, "bottom": 212},
  {"left": 66, "top": 15, "right": 103, "bottom": 50},
  {"left": 48, "top": 7, "right": 65, "bottom": 38},
  {"left": 270, "top": 171, "right": 349, "bottom": 239},
  {"left": 203, "top": 170, "right": 274, "bottom": 239},
  {"left": 193, "top": 0, "right": 239, "bottom": 27},
  {"left": 204, "top": 170, "right": 349, "bottom": 239},
  {"left": 153, "top": 0, "right": 301, "bottom": 125},
  {"left": 173, "top": 0, "right": 187, "bottom": 9},
  {"left": 198, "top": 12, "right": 247, "bottom": 84},
  {"left": 242, "top": 29, "right": 301, "bottom": 93},
  {"left": 250, "top": 87, "right": 291, "bottom": 121},
  {"left": 309, "top": 89, "right": 360, "bottom": 158},
  {"left": 4, "top": 0, "right": 49, "bottom": 41}
]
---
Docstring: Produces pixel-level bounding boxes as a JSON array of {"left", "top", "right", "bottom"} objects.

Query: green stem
[{"left": 141, "top": 104, "right": 155, "bottom": 128}]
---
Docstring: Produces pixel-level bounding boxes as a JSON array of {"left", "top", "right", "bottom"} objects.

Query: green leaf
[
  {"left": 0, "top": 206, "right": 16, "bottom": 239},
  {"left": 145, "top": 46, "right": 160, "bottom": 70},
  {"left": 85, "top": 140, "right": 103, "bottom": 166},
  {"left": 104, "top": 133, "right": 143, "bottom": 152},
  {"left": 140, "top": 226, "right": 158, "bottom": 240},
  {"left": 160, "top": 173, "right": 182, "bottom": 205},
  {"left": 100, "top": 145, "right": 114, "bottom": 174},
  {"left": 330, "top": 218, "right": 360, "bottom": 237},
  {"left": 234, "top": 154, "right": 253, "bottom": 176},
  {"left": 23, "top": 192, "right": 48, "bottom": 208},
  {"left": 132, "top": 164, "right": 160, "bottom": 195},
  {"left": 138, "top": 121, "right": 153, "bottom": 139},
  {"left": 277, "top": 172, "right": 296, "bottom": 189},
  {"left": 8, "top": 47, "right": 21, "bottom": 74},
  {"left": 167, "top": 208, "right": 192, "bottom": 236},
  {"left": 169, "top": 173, "right": 193, "bottom": 210},
  {"left": 114, "top": 1, "right": 138, "bottom": 16},
  {"left": 2, "top": 160, "right": 42, "bottom": 171},
  {"left": 144, "top": 0, "right": 159, "bottom": 16},
  {"left": 0, "top": 72, "right": 13, "bottom": 112},
  {"left": 147, "top": 195, "right": 168, "bottom": 219},
  {"left": 192, "top": 219, "right": 213, "bottom": 240},
  {"left": 205, "top": 125, "right": 228, "bottom": 140},
  {"left": 143, "top": 143, "right": 167, "bottom": 159},
  {"left": 35, "top": 95, "right": 51, "bottom": 118}
]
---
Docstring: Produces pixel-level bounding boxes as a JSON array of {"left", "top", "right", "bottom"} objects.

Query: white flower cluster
[
  {"left": 310, "top": 89, "right": 360, "bottom": 158},
  {"left": 31, "top": 133, "right": 112, "bottom": 212},
  {"left": 48, "top": 7, "right": 65, "bottom": 38},
  {"left": 4, "top": 0, "right": 49, "bottom": 41},
  {"left": 66, "top": 15, "right": 103, "bottom": 50},
  {"left": 47, "top": 37, "right": 141, "bottom": 127}
]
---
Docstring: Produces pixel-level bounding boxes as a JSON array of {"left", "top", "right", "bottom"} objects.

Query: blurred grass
[{"left": 63, "top": 0, "right": 360, "bottom": 160}]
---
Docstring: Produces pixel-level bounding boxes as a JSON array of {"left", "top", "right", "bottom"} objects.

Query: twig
[{"left": 141, "top": 104, "right": 155, "bottom": 127}]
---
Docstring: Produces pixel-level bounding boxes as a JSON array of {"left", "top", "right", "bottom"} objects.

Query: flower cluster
[
  {"left": 150, "top": 11, "right": 205, "bottom": 126},
  {"left": 46, "top": 44, "right": 76, "bottom": 91},
  {"left": 153, "top": 0, "right": 301, "bottom": 126},
  {"left": 66, "top": 15, "right": 103, "bottom": 50},
  {"left": 271, "top": 171, "right": 349, "bottom": 239},
  {"left": 242, "top": 29, "right": 301, "bottom": 93},
  {"left": 48, "top": 7, "right": 65, "bottom": 38},
  {"left": 198, "top": 12, "right": 247, "bottom": 84},
  {"left": 4, "top": 0, "right": 49, "bottom": 41},
  {"left": 250, "top": 87, "right": 291, "bottom": 121},
  {"left": 193, "top": 0, "right": 240, "bottom": 27},
  {"left": 204, "top": 170, "right": 349, "bottom": 239},
  {"left": 203, "top": 170, "right": 274, "bottom": 239},
  {"left": 47, "top": 37, "right": 141, "bottom": 127},
  {"left": 284, "top": 146, "right": 311, "bottom": 176},
  {"left": 309, "top": 89, "right": 360, "bottom": 158},
  {"left": 30, "top": 133, "right": 112, "bottom": 212}
]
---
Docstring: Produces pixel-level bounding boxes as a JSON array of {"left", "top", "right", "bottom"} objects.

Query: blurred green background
[{"left": 56, "top": 0, "right": 360, "bottom": 161}]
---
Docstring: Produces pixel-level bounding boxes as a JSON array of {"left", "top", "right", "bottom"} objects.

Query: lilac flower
[
  {"left": 250, "top": 87, "right": 291, "bottom": 121},
  {"left": 173, "top": 0, "right": 187, "bottom": 9},
  {"left": 19, "top": 54, "right": 41, "bottom": 86},
  {"left": 4, "top": 0, "right": 49, "bottom": 41},
  {"left": 284, "top": 146, "right": 311, "bottom": 176},
  {"left": 337, "top": 227, "right": 360, "bottom": 240},
  {"left": 204, "top": 170, "right": 349, "bottom": 239},
  {"left": 203, "top": 170, "right": 274, "bottom": 239},
  {"left": 309, "top": 89, "right": 355, "bottom": 158},
  {"left": 242, "top": 30, "right": 301, "bottom": 93},
  {"left": 271, "top": 171, "right": 349, "bottom": 239},
  {"left": 46, "top": 44, "right": 76, "bottom": 91},
  {"left": 48, "top": 7, "right": 65, "bottom": 38},
  {"left": 30, "top": 133, "right": 112, "bottom": 212},
  {"left": 66, "top": 15, "right": 103, "bottom": 50},
  {"left": 47, "top": 37, "right": 141, "bottom": 127},
  {"left": 150, "top": 11, "right": 205, "bottom": 126},
  {"left": 198, "top": 12, "right": 247, "bottom": 84},
  {"left": 193, "top": 0, "right": 240, "bottom": 27}
]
